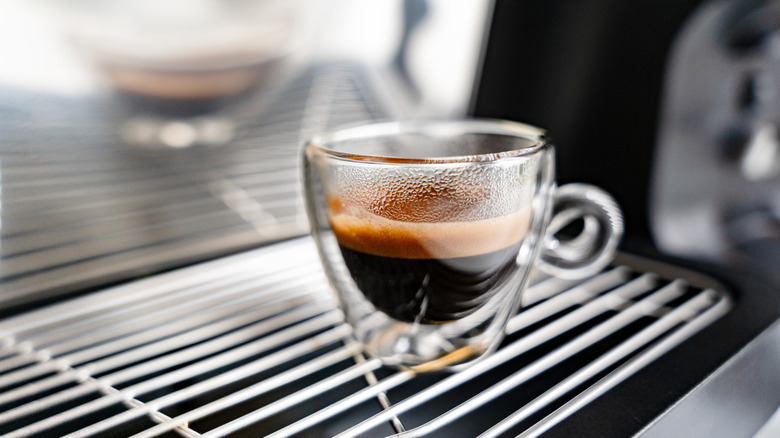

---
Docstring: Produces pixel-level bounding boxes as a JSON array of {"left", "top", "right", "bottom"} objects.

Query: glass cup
[{"left": 302, "top": 119, "right": 623, "bottom": 372}]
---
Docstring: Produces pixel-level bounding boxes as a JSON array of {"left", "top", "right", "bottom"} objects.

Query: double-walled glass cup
[{"left": 302, "top": 119, "right": 623, "bottom": 372}]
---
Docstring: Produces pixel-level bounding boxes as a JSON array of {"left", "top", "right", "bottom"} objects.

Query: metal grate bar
[
  {"left": 120, "top": 341, "right": 363, "bottom": 438},
  {"left": 200, "top": 357, "right": 385, "bottom": 438},
  {"left": 1, "top": 209, "right": 247, "bottom": 262},
  {"left": 48, "top": 270, "right": 321, "bottom": 354},
  {"left": 515, "top": 290, "right": 732, "bottom": 438},
  {"left": 333, "top": 272, "right": 658, "bottom": 437},
  {"left": 0, "top": 243, "right": 323, "bottom": 391},
  {"left": 4, "top": 317, "right": 350, "bottom": 438},
  {"left": 0, "top": 239, "right": 317, "bottom": 336},
  {"left": 59, "top": 325, "right": 351, "bottom": 438},
  {"left": 264, "top": 370, "right": 414, "bottom": 438},
  {"left": 1, "top": 196, "right": 222, "bottom": 242},
  {"left": 0, "top": 227, "right": 300, "bottom": 307},
  {"left": 390, "top": 280, "right": 690, "bottom": 436},
  {"left": 3, "top": 171, "right": 212, "bottom": 210},
  {"left": 15, "top": 267, "right": 317, "bottom": 349},
  {"left": 3, "top": 182, "right": 216, "bottom": 226},
  {"left": 17, "top": 264, "right": 320, "bottom": 350},
  {"left": 0, "top": 151, "right": 302, "bottom": 181},
  {"left": 255, "top": 268, "right": 632, "bottom": 436},
  {"left": 481, "top": 288, "right": 723, "bottom": 438},
  {"left": 1, "top": 216, "right": 284, "bottom": 280},
  {"left": 0, "top": 282, "right": 322, "bottom": 382},
  {"left": 0, "top": 274, "right": 324, "bottom": 391},
  {"left": 63, "top": 372, "right": 203, "bottom": 438},
  {"left": 3, "top": 200, "right": 228, "bottom": 258},
  {"left": 508, "top": 268, "right": 633, "bottom": 333},
  {"left": 0, "top": 301, "right": 337, "bottom": 420}
]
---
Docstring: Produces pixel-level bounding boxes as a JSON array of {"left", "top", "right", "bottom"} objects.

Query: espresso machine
[
  {"left": 474, "top": 0, "right": 780, "bottom": 435},
  {"left": 0, "top": 0, "right": 778, "bottom": 436}
]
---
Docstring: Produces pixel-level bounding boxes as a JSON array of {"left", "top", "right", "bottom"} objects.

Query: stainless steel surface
[
  {"left": 637, "top": 319, "right": 780, "bottom": 438},
  {"left": 0, "top": 62, "right": 386, "bottom": 311},
  {"left": 755, "top": 403, "right": 780, "bottom": 438},
  {"left": 0, "top": 237, "right": 731, "bottom": 437}
]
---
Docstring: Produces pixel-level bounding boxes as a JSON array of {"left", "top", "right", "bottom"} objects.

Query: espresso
[
  {"left": 328, "top": 196, "right": 532, "bottom": 323},
  {"left": 337, "top": 242, "right": 521, "bottom": 322}
]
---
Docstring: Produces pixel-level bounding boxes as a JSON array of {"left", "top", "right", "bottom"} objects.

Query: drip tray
[{"left": 0, "top": 237, "right": 731, "bottom": 437}]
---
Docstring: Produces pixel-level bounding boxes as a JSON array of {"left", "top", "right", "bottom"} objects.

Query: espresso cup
[{"left": 302, "top": 119, "right": 623, "bottom": 371}]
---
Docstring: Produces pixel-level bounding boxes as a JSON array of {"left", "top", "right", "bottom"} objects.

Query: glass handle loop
[{"left": 538, "top": 183, "right": 624, "bottom": 279}]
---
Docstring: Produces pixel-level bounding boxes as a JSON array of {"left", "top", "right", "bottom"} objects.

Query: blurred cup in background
[{"left": 48, "top": 0, "right": 309, "bottom": 149}]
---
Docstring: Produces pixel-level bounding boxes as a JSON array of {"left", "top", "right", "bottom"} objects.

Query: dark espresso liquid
[
  {"left": 328, "top": 195, "right": 532, "bottom": 324},
  {"left": 338, "top": 242, "right": 521, "bottom": 323}
]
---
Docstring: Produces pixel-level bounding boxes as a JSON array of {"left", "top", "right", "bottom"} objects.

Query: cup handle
[{"left": 537, "top": 183, "right": 624, "bottom": 279}]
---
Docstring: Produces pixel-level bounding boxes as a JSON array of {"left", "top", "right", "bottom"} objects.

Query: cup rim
[{"left": 305, "top": 119, "right": 548, "bottom": 164}]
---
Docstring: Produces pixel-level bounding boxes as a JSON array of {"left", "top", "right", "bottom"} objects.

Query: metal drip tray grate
[
  {"left": 0, "top": 237, "right": 731, "bottom": 437},
  {"left": 0, "top": 62, "right": 386, "bottom": 313}
]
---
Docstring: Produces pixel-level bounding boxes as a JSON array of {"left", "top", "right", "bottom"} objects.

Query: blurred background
[
  {"left": 0, "top": 0, "right": 489, "bottom": 118},
  {"left": 1, "top": 0, "right": 780, "bottom": 436},
  {"left": 0, "top": 0, "right": 492, "bottom": 313}
]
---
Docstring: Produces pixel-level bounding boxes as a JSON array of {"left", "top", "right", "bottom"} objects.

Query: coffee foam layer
[{"left": 328, "top": 200, "right": 532, "bottom": 260}]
